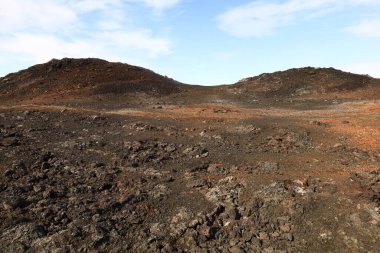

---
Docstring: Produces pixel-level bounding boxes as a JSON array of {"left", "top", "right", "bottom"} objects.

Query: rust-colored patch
[{"left": 2, "top": 100, "right": 378, "bottom": 150}]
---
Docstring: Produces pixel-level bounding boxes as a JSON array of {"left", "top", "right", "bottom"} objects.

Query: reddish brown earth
[
  {"left": 0, "top": 58, "right": 191, "bottom": 103},
  {"left": 0, "top": 58, "right": 379, "bottom": 253}
]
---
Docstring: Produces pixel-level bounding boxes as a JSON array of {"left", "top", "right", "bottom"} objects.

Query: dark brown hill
[
  {"left": 0, "top": 58, "right": 186, "bottom": 101},
  {"left": 1, "top": 61, "right": 379, "bottom": 104},
  {"left": 232, "top": 67, "right": 380, "bottom": 99}
]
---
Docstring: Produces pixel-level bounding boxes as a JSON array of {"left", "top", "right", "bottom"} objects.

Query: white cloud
[
  {"left": 143, "top": 0, "right": 181, "bottom": 11},
  {"left": 216, "top": 0, "right": 331, "bottom": 37},
  {"left": 216, "top": 0, "right": 380, "bottom": 37},
  {"left": 103, "top": 30, "right": 172, "bottom": 56},
  {"left": 0, "top": 0, "right": 173, "bottom": 74},
  {"left": 350, "top": 0, "right": 380, "bottom": 4},
  {"left": 340, "top": 62, "right": 380, "bottom": 77},
  {"left": 71, "top": 0, "right": 124, "bottom": 12},
  {"left": 0, "top": 0, "right": 77, "bottom": 33},
  {"left": 0, "top": 31, "right": 171, "bottom": 63},
  {"left": 347, "top": 18, "right": 380, "bottom": 37},
  {"left": 124, "top": 0, "right": 182, "bottom": 11},
  {"left": 0, "top": 34, "right": 98, "bottom": 62}
]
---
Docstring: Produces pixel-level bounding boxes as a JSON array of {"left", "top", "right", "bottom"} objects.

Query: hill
[
  {"left": 0, "top": 58, "right": 186, "bottom": 102},
  {"left": 232, "top": 67, "right": 380, "bottom": 99},
  {"left": 1, "top": 60, "right": 379, "bottom": 104}
]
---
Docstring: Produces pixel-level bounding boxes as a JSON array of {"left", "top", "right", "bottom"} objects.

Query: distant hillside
[
  {"left": 232, "top": 67, "right": 380, "bottom": 98},
  {"left": 0, "top": 58, "right": 186, "bottom": 101},
  {"left": 1, "top": 61, "right": 379, "bottom": 103}
]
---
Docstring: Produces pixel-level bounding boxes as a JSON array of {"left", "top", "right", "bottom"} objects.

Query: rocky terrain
[
  {"left": 0, "top": 58, "right": 189, "bottom": 103},
  {"left": 0, "top": 58, "right": 379, "bottom": 252},
  {"left": 231, "top": 67, "right": 379, "bottom": 100}
]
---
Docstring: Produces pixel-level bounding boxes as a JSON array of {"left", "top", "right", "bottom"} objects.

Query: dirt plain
[{"left": 0, "top": 58, "right": 379, "bottom": 253}]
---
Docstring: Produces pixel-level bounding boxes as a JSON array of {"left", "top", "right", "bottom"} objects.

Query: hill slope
[
  {"left": 1, "top": 61, "right": 379, "bottom": 104},
  {"left": 232, "top": 67, "right": 380, "bottom": 99},
  {"left": 0, "top": 58, "right": 186, "bottom": 101}
]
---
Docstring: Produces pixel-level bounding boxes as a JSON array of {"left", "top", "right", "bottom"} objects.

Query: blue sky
[{"left": 1, "top": 0, "right": 380, "bottom": 85}]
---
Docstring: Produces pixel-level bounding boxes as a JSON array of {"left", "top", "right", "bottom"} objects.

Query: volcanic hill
[
  {"left": 1, "top": 58, "right": 379, "bottom": 104},
  {"left": 0, "top": 58, "right": 187, "bottom": 102},
  {"left": 231, "top": 67, "right": 380, "bottom": 99}
]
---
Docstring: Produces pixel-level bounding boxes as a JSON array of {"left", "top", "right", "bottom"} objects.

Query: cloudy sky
[{"left": 1, "top": 0, "right": 380, "bottom": 85}]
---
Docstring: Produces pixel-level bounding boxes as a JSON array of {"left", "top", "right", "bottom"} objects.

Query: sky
[{"left": 0, "top": 0, "right": 380, "bottom": 85}]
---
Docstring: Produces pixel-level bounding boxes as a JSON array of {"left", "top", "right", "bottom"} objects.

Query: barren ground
[
  {"left": 0, "top": 59, "right": 379, "bottom": 253},
  {"left": 1, "top": 97, "right": 379, "bottom": 253}
]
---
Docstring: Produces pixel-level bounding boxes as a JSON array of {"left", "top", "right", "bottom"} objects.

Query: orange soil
[{"left": 1, "top": 100, "right": 378, "bottom": 150}]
